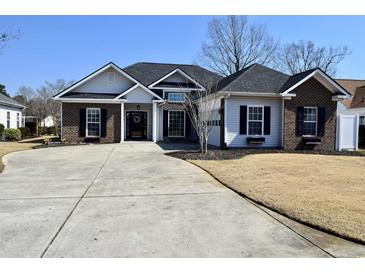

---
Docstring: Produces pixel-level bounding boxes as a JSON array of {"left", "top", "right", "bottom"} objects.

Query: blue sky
[{"left": 1, "top": 15, "right": 364, "bottom": 96}]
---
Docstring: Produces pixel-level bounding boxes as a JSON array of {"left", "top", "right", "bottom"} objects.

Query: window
[
  {"left": 86, "top": 108, "right": 101, "bottom": 137},
  {"left": 108, "top": 71, "right": 115, "bottom": 81},
  {"left": 16, "top": 113, "right": 20, "bottom": 128},
  {"left": 6, "top": 111, "right": 10, "bottom": 128},
  {"left": 248, "top": 106, "right": 263, "bottom": 135},
  {"left": 167, "top": 92, "right": 185, "bottom": 103},
  {"left": 360, "top": 116, "right": 365, "bottom": 126},
  {"left": 168, "top": 110, "right": 185, "bottom": 137},
  {"left": 303, "top": 107, "right": 317, "bottom": 136}
]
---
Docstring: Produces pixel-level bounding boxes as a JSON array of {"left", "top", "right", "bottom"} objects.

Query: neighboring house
[
  {"left": 336, "top": 79, "right": 365, "bottom": 147},
  {"left": 53, "top": 62, "right": 351, "bottom": 151},
  {"left": 40, "top": 115, "right": 55, "bottom": 127},
  {"left": 0, "top": 93, "right": 25, "bottom": 129},
  {"left": 336, "top": 79, "right": 365, "bottom": 122}
]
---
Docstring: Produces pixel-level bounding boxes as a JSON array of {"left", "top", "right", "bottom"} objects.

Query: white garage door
[{"left": 338, "top": 114, "right": 358, "bottom": 151}]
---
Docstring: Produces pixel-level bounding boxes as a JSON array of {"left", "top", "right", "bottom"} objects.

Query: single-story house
[
  {"left": 53, "top": 62, "right": 352, "bottom": 151},
  {"left": 0, "top": 93, "right": 24, "bottom": 129}
]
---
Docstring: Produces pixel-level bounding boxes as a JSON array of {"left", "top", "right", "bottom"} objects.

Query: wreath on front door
[{"left": 133, "top": 115, "right": 141, "bottom": 124}]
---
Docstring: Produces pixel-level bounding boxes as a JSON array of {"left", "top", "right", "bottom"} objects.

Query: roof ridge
[
  {"left": 133, "top": 61, "right": 197, "bottom": 67},
  {"left": 253, "top": 63, "right": 291, "bottom": 77}
]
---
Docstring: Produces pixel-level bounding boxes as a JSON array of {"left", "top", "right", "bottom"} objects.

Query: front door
[{"left": 126, "top": 111, "right": 147, "bottom": 140}]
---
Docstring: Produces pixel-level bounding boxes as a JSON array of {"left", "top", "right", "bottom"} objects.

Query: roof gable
[
  {"left": 120, "top": 86, "right": 155, "bottom": 103},
  {"left": 123, "top": 62, "right": 223, "bottom": 89},
  {"left": 148, "top": 68, "right": 205, "bottom": 90},
  {"left": 71, "top": 67, "right": 135, "bottom": 94},
  {"left": 54, "top": 62, "right": 161, "bottom": 100},
  {"left": 280, "top": 68, "right": 351, "bottom": 98}
]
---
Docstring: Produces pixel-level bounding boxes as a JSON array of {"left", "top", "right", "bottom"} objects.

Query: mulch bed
[{"left": 168, "top": 148, "right": 364, "bottom": 161}]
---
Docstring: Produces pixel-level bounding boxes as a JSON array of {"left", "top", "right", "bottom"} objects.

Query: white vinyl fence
[{"left": 337, "top": 114, "right": 359, "bottom": 151}]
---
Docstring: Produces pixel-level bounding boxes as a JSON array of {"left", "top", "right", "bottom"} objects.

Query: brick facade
[
  {"left": 283, "top": 78, "right": 337, "bottom": 151},
  {"left": 62, "top": 103, "right": 121, "bottom": 143}
]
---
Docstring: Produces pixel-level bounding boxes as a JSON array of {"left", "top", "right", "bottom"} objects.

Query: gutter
[{"left": 218, "top": 91, "right": 281, "bottom": 97}]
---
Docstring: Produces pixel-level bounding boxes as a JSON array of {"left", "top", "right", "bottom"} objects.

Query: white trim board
[
  {"left": 148, "top": 68, "right": 205, "bottom": 90},
  {"left": 115, "top": 84, "right": 163, "bottom": 101},
  {"left": 280, "top": 69, "right": 352, "bottom": 98}
]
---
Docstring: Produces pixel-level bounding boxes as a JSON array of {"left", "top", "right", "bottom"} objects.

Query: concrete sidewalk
[{"left": 0, "top": 142, "right": 363, "bottom": 257}]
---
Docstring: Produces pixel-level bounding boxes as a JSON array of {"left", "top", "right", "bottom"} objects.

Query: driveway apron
[{"left": 0, "top": 142, "right": 337, "bottom": 257}]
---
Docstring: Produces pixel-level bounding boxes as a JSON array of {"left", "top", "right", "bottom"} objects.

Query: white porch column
[
  {"left": 152, "top": 102, "right": 157, "bottom": 142},
  {"left": 120, "top": 102, "right": 125, "bottom": 142}
]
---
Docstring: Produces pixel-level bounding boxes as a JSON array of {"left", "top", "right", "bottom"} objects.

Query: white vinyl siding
[
  {"left": 124, "top": 86, "right": 154, "bottom": 103},
  {"left": 72, "top": 68, "right": 135, "bottom": 94},
  {"left": 0, "top": 105, "right": 22, "bottom": 129},
  {"left": 225, "top": 96, "right": 282, "bottom": 148}
]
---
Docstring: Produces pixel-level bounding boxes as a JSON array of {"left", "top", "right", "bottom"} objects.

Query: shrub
[
  {"left": 5, "top": 128, "right": 22, "bottom": 141},
  {"left": 18, "top": 127, "right": 31, "bottom": 137}
]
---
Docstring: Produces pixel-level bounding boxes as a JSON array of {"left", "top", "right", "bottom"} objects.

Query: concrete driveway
[{"left": 0, "top": 143, "right": 363, "bottom": 257}]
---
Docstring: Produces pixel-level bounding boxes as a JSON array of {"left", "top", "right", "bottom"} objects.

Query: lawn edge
[
  {"left": 0, "top": 145, "right": 39, "bottom": 174},
  {"left": 184, "top": 158, "right": 365, "bottom": 246}
]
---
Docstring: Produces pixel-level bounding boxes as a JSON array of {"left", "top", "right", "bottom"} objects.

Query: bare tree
[
  {"left": 44, "top": 79, "right": 73, "bottom": 133},
  {"left": 0, "top": 26, "right": 20, "bottom": 53},
  {"left": 200, "top": 16, "right": 278, "bottom": 76},
  {"left": 275, "top": 40, "right": 351, "bottom": 77},
  {"left": 16, "top": 80, "right": 73, "bottom": 134},
  {"left": 16, "top": 86, "right": 35, "bottom": 102},
  {"left": 183, "top": 79, "right": 219, "bottom": 154}
]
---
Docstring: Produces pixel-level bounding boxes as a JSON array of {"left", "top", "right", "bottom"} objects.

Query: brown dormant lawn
[
  {"left": 191, "top": 153, "right": 365, "bottom": 243},
  {"left": 0, "top": 142, "right": 39, "bottom": 172}
]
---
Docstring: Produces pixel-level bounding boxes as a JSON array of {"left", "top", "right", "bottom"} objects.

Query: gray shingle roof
[
  {"left": 55, "top": 61, "right": 345, "bottom": 100},
  {"left": 0, "top": 93, "right": 25, "bottom": 109},
  {"left": 278, "top": 69, "right": 317, "bottom": 93},
  {"left": 123, "top": 62, "right": 223, "bottom": 88},
  {"left": 216, "top": 64, "right": 290, "bottom": 93}
]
